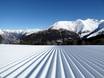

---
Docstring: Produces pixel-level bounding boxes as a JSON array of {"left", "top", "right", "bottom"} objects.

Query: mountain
[
  {"left": 20, "top": 29, "right": 80, "bottom": 45},
  {"left": 0, "top": 29, "right": 41, "bottom": 44},
  {"left": 0, "top": 35, "right": 2, "bottom": 43},
  {"left": 50, "top": 19, "right": 102, "bottom": 37},
  {"left": 82, "top": 32, "right": 104, "bottom": 45},
  {"left": 83, "top": 21, "right": 104, "bottom": 39},
  {"left": 0, "top": 19, "right": 104, "bottom": 45}
]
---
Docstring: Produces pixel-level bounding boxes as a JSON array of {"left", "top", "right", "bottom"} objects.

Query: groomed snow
[{"left": 0, "top": 45, "right": 104, "bottom": 78}]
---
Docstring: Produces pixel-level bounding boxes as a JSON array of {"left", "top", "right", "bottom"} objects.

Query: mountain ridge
[{"left": 0, "top": 18, "right": 104, "bottom": 44}]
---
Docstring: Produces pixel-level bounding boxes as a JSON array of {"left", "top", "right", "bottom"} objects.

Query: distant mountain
[
  {"left": 83, "top": 21, "right": 104, "bottom": 39},
  {"left": 82, "top": 32, "right": 104, "bottom": 45},
  {"left": 0, "top": 19, "right": 104, "bottom": 45},
  {"left": 20, "top": 29, "right": 80, "bottom": 45},
  {"left": 0, "top": 29, "right": 41, "bottom": 44},
  {"left": 50, "top": 19, "right": 99, "bottom": 37},
  {"left": 50, "top": 19, "right": 104, "bottom": 38}
]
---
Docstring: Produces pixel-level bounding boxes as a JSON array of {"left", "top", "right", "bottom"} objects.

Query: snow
[
  {"left": 87, "top": 21, "right": 104, "bottom": 38},
  {"left": 0, "top": 19, "right": 104, "bottom": 40},
  {"left": 81, "top": 19, "right": 99, "bottom": 31},
  {"left": 0, "top": 29, "right": 42, "bottom": 44},
  {"left": 0, "top": 29, "right": 41, "bottom": 35},
  {"left": 51, "top": 19, "right": 99, "bottom": 32},
  {"left": 0, "top": 45, "right": 47, "bottom": 67},
  {"left": 51, "top": 19, "right": 102, "bottom": 37},
  {"left": 0, "top": 29, "right": 4, "bottom": 35},
  {"left": 51, "top": 21, "right": 76, "bottom": 31},
  {"left": 0, "top": 45, "right": 104, "bottom": 78}
]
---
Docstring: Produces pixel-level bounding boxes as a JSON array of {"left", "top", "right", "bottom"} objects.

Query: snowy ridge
[
  {"left": 0, "top": 19, "right": 104, "bottom": 38},
  {"left": 0, "top": 18, "right": 104, "bottom": 43},
  {"left": 0, "top": 29, "right": 42, "bottom": 44},
  {"left": 0, "top": 45, "right": 104, "bottom": 78},
  {"left": 0, "top": 29, "right": 41, "bottom": 35},
  {"left": 51, "top": 19, "right": 99, "bottom": 32},
  {"left": 51, "top": 19, "right": 104, "bottom": 37}
]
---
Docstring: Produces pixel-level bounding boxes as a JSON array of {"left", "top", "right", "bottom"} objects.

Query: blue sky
[{"left": 0, "top": 0, "right": 104, "bottom": 29}]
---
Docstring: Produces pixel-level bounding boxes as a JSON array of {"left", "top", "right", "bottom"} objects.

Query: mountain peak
[
  {"left": 50, "top": 19, "right": 102, "bottom": 37},
  {"left": 51, "top": 21, "right": 75, "bottom": 31}
]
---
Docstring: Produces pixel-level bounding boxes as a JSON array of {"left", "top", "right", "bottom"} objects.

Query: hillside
[{"left": 0, "top": 19, "right": 104, "bottom": 45}]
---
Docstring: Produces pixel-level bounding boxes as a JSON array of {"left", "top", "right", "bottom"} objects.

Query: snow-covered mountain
[
  {"left": 0, "top": 29, "right": 41, "bottom": 35},
  {"left": 0, "top": 18, "right": 104, "bottom": 44},
  {"left": 0, "top": 29, "right": 41, "bottom": 44},
  {"left": 50, "top": 19, "right": 104, "bottom": 37},
  {"left": 83, "top": 21, "right": 104, "bottom": 38}
]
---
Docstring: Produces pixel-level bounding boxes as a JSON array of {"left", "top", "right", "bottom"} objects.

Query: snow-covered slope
[
  {"left": 86, "top": 21, "right": 104, "bottom": 38},
  {"left": 51, "top": 19, "right": 102, "bottom": 37},
  {"left": 0, "top": 18, "right": 104, "bottom": 44},
  {"left": 51, "top": 19, "right": 99, "bottom": 32},
  {"left": 0, "top": 29, "right": 41, "bottom": 43},
  {"left": 0, "top": 45, "right": 104, "bottom": 78},
  {"left": 0, "top": 29, "right": 41, "bottom": 35}
]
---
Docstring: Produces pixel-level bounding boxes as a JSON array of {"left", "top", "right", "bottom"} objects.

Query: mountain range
[{"left": 0, "top": 19, "right": 104, "bottom": 45}]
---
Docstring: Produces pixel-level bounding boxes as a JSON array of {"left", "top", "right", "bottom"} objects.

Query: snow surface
[
  {"left": 0, "top": 45, "right": 104, "bottom": 78},
  {"left": 0, "top": 29, "right": 41, "bottom": 36},
  {"left": 51, "top": 19, "right": 103, "bottom": 37},
  {"left": 0, "top": 29, "right": 42, "bottom": 44},
  {"left": 51, "top": 19, "right": 99, "bottom": 32}
]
